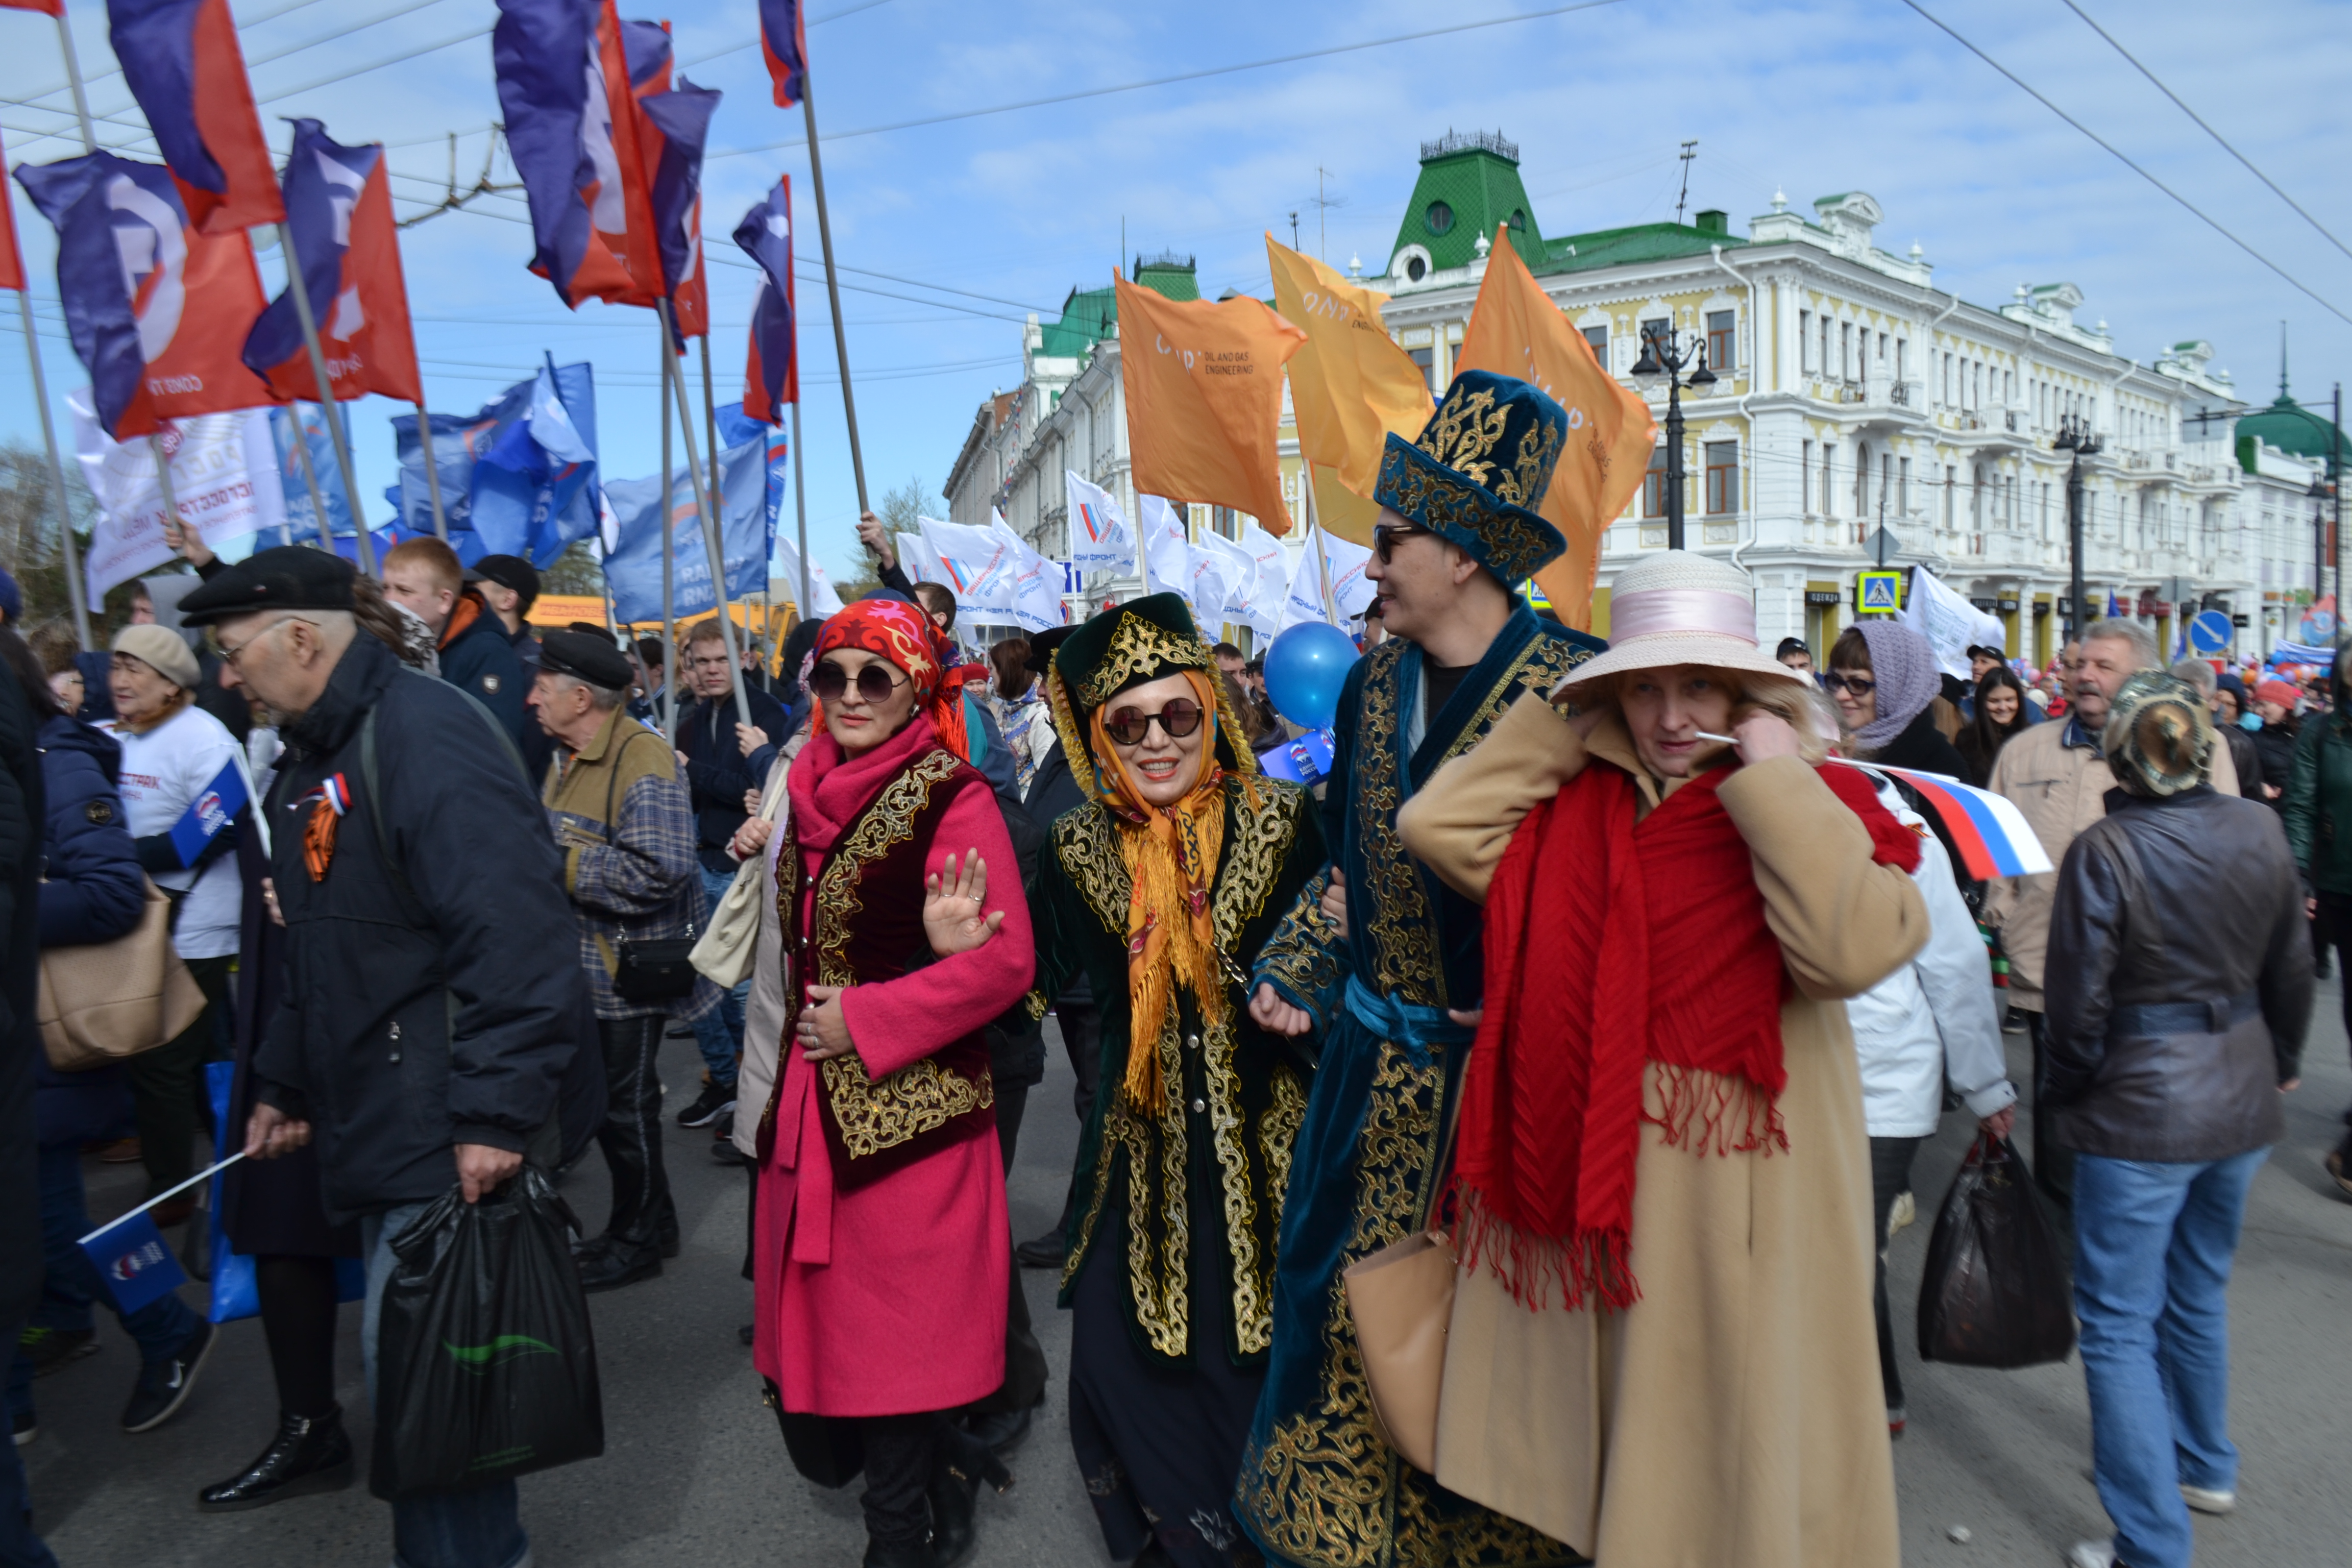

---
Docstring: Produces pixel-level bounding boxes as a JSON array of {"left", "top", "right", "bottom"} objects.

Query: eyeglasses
[
  {"left": 1822, "top": 673, "right": 1876, "bottom": 697},
  {"left": 809, "top": 660, "right": 909, "bottom": 704},
  {"left": 213, "top": 617, "right": 312, "bottom": 671},
  {"left": 1371, "top": 523, "right": 1432, "bottom": 563},
  {"left": 1102, "top": 698, "right": 1204, "bottom": 747}
]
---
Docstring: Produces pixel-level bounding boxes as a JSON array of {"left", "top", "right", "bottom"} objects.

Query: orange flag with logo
[
  {"left": 1457, "top": 225, "right": 1654, "bottom": 629},
  {"left": 1266, "top": 234, "right": 1431, "bottom": 543},
  {"left": 1117, "top": 272, "right": 1308, "bottom": 534}
]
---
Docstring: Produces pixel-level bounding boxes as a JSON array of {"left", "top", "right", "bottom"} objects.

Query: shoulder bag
[
  {"left": 598, "top": 728, "right": 701, "bottom": 1003},
  {"left": 39, "top": 877, "right": 208, "bottom": 1071},
  {"left": 1341, "top": 1083, "right": 1463, "bottom": 1475},
  {"left": 690, "top": 762, "right": 788, "bottom": 988}
]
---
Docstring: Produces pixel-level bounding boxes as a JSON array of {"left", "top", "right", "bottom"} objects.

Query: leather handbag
[
  {"left": 596, "top": 727, "right": 698, "bottom": 1003},
  {"left": 1341, "top": 1087, "right": 1466, "bottom": 1475},
  {"left": 39, "top": 878, "right": 208, "bottom": 1071},
  {"left": 690, "top": 765, "right": 788, "bottom": 988}
]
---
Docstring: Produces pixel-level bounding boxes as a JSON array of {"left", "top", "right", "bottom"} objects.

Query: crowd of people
[{"left": 0, "top": 365, "right": 2338, "bottom": 1568}]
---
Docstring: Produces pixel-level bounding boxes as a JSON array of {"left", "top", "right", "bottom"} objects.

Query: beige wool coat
[{"left": 1393, "top": 694, "right": 1928, "bottom": 1568}]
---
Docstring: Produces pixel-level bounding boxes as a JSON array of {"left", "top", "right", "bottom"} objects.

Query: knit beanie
[
  {"left": 2253, "top": 679, "right": 2298, "bottom": 711},
  {"left": 112, "top": 624, "right": 202, "bottom": 691},
  {"left": 1849, "top": 621, "right": 1940, "bottom": 750}
]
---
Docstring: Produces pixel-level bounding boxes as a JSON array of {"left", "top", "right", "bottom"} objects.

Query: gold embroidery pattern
[
  {"left": 1254, "top": 872, "right": 1343, "bottom": 1016},
  {"left": 809, "top": 750, "right": 994, "bottom": 1158},
  {"left": 1236, "top": 1044, "right": 1575, "bottom": 1568},
  {"left": 1053, "top": 804, "right": 1134, "bottom": 937},
  {"left": 1354, "top": 643, "right": 1446, "bottom": 1006},
  {"left": 1079, "top": 613, "right": 1217, "bottom": 708},
  {"left": 1408, "top": 383, "right": 1564, "bottom": 510},
  {"left": 1375, "top": 447, "right": 1561, "bottom": 586},
  {"left": 1262, "top": 1063, "right": 1307, "bottom": 1219},
  {"left": 1125, "top": 1006, "right": 1192, "bottom": 1357}
]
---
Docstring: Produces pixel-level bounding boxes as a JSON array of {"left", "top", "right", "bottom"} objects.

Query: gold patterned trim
[{"left": 1078, "top": 611, "right": 1217, "bottom": 708}]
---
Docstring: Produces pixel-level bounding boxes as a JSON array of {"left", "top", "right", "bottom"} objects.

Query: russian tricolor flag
[
  {"left": 759, "top": 0, "right": 806, "bottom": 108},
  {"left": 734, "top": 177, "right": 797, "bottom": 424},
  {"left": 1834, "top": 758, "right": 2054, "bottom": 879}
]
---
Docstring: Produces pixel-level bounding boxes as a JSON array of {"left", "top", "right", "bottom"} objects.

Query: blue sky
[{"left": 4, "top": 0, "right": 2348, "bottom": 586}]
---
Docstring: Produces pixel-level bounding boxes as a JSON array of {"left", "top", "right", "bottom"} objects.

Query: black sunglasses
[
  {"left": 1371, "top": 523, "right": 1432, "bottom": 564},
  {"left": 1823, "top": 672, "right": 1877, "bottom": 697},
  {"left": 810, "top": 660, "right": 909, "bottom": 704},
  {"left": 1103, "top": 698, "right": 1204, "bottom": 747}
]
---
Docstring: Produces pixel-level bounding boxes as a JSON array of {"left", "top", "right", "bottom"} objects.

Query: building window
[
  {"left": 1583, "top": 324, "right": 1607, "bottom": 363},
  {"left": 1705, "top": 442, "right": 1738, "bottom": 513},
  {"left": 1881, "top": 453, "right": 1893, "bottom": 517},
  {"left": 1855, "top": 440, "right": 1872, "bottom": 517},
  {"left": 1509, "top": 208, "right": 1527, "bottom": 231},
  {"left": 1822, "top": 444, "right": 1837, "bottom": 517},
  {"left": 1643, "top": 445, "right": 1669, "bottom": 518},
  {"left": 1408, "top": 345, "right": 1435, "bottom": 391},
  {"left": 1213, "top": 506, "right": 1238, "bottom": 538},
  {"left": 1944, "top": 465, "right": 1956, "bottom": 529},
  {"left": 1801, "top": 439, "right": 1814, "bottom": 512},
  {"left": 1706, "top": 310, "right": 1735, "bottom": 373},
  {"left": 1820, "top": 316, "right": 1831, "bottom": 380},
  {"left": 1799, "top": 311, "right": 1814, "bottom": 373},
  {"left": 1895, "top": 337, "right": 1907, "bottom": 382},
  {"left": 1426, "top": 201, "right": 1454, "bottom": 236},
  {"left": 1898, "top": 455, "right": 1911, "bottom": 513},
  {"left": 1840, "top": 321, "right": 1853, "bottom": 382},
  {"left": 1640, "top": 316, "right": 1670, "bottom": 359}
]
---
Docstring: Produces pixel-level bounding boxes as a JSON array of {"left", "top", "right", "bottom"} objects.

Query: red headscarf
[{"left": 813, "top": 599, "right": 973, "bottom": 761}]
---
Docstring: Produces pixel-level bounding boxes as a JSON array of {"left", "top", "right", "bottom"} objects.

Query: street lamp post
[
  {"left": 1630, "top": 328, "right": 1717, "bottom": 551},
  {"left": 2055, "top": 412, "right": 2103, "bottom": 644}
]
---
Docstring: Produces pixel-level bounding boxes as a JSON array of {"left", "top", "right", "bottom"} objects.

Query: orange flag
[
  {"left": 1457, "top": 225, "right": 1655, "bottom": 629},
  {"left": 1117, "top": 272, "right": 1307, "bottom": 534},
  {"left": 1266, "top": 234, "right": 1430, "bottom": 544}
]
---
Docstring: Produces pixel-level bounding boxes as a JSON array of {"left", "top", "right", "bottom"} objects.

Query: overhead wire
[
  {"left": 1895, "top": 0, "right": 2352, "bottom": 331},
  {"left": 677, "top": 0, "right": 898, "bottom": 68},
  {"left": 2055, "top": 0, "right": 2352, "bottom": 266}
]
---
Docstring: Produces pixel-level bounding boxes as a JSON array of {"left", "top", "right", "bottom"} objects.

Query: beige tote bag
[
  {"left": 39, "top": 879, "right": 208, "bottom": 1071},
  {"left": 690, "top": 772, "right": 789, "bottom": 988},
  {"left": 1342, "top": 1226, "right": 1459, "bottom": 1474}
]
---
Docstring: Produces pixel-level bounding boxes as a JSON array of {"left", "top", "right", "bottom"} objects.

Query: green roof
[
  {"left": 1390, "top": 132, "right": 1546, "bottom": 275},
  {"left": 1531, "top": 215, "right": 1745, "bottom": 277},
  {"left": 1034, "top": 255, "right": 1197, "bottom": 358},
  {"left": 2236, "top": 393, "right": 2348, "bottom": 472}
]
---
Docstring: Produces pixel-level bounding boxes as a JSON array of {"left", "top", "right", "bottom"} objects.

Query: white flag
[
  {"left": 772, "top": 532, "right": 845, "bottom": 617},
  {"left": 1242, "top": 521, "right": 1292, "bottom": 615},
  {"left": 918, "top": 516, "right": 1019, "bottom": 619},
  {"left": 71, "top": 390, "right": 288, "bottom": 611},
  {"left": 1898, "top": 566, "right": 2004, "bottom": 680},
  {"left": 1198, "top": 528, "right": 1273, "bottom": 637},
  {"left": 989, "top": 519, "right": 1067, "bottom": 634},
  {"left": 1065, "top": 471, "right": 1135, "bottom": 574},
  {"left": 1278, "top": 524, "right": 1376, "bottom": 632}
]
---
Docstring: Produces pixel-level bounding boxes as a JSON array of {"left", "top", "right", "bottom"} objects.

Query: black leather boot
[
  {"left": 197, "top": 1406, "right": 354, "bottom": 1511},
  {"left": 926, "top": 1423, "right": 1010, "bottom": 1567},
  {"left": 860, "top": 1537, "right": 932, "bottom": 1568},
  {"left": 580, "top": 1017, "right": 671, "bottom": 1290}
]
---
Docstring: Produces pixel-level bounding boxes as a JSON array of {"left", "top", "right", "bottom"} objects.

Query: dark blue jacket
[
  {"left": 36, "top": 715, "right": 144, "bottom": 949},
  {"left": 438, "top": 591, "right": 529, "bottom": 754},
  {"left": 677, "top": 687, "right": 790, "bottom": 874}
]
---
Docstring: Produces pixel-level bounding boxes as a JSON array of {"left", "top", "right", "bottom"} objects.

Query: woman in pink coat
[{"left": 750, "top": 598, "right": 1034, "bottom": 1568}]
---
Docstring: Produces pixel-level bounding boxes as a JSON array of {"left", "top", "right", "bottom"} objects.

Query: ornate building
[{"left": 946, "top": 131, "right": 2343, "bottom": 660}]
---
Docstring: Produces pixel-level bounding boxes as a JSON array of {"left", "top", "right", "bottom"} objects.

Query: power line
[
  {"left": 2056, "top": 0, "right": 2352, "bottom": 266},
  {"left": 1895, "top": 0, "right": 2352, "bottom": 331},
  {"left": 707, "top": 0, "right": 1635, "bottom": 162},
  {"left": 4, "top": 0, "right": 339, "bottom": 116}
]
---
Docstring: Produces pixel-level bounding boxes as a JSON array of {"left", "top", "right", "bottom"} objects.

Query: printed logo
[{"left": 441, "top": 1335, "right": 559, "bottom": 1377}]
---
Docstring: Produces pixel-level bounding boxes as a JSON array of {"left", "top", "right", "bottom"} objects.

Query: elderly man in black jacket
[
  {"left": 2042, "top": 672, "right": 2312, "bottom": 1568},
  {"left": 183, "top": 547, "right": 580, "bottom": 1568}
]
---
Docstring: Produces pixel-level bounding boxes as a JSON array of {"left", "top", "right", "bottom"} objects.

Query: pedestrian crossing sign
[{"left": 1856, "top": 571, "right": 1902, "bottom": 614}]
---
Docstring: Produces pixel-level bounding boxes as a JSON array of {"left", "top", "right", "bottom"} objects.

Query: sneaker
[
  {"left": 1888, "top": 1190, "right": 1917, "bottom": 1236},
  {"left": 1887, "top": 1406, "right": 1906, "bottom": 1437},
  {"left": 11, "top": 1410, "right": 34, "bottom": 1447},
  {"left": 123, "top": 1318, "right": 216, "bottom": 1433},
  {"left": 2179, "top": 1483, "right": 2236, "bottom": 1515},
  {"left": 2065, "top": 1542, "right": 2117, "bottom": 1568},
  {"left": 676, "top": 1082, "right": 737, "bottom": 1129},
  {"left": 2325, "top": 1147, "right": 2352, "bottom": 1199},
  {"left": 17, "top": 1326, "right": 99, "bottom": 1379}
]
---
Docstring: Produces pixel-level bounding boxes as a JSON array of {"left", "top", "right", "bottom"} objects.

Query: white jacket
[
  {"left": 1844, "top": 776, "right": 2018, "bottom": 1138},
  {"left": 733, "top": 734, "right": 805, "bottom": 1159}
]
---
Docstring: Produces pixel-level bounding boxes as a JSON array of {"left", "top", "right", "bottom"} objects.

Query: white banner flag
[
  {"left": 1199, "top": 527, "right": 1273, "bottom": 637},
  {"left": 1898, "top": 566, "right": 2005, "bottom": 680},
  {"left": 988, "top": 519, "right": 1067, "bottom": 633},
  {"left": 1064, "top": 471, "right": 1135, "bottom": 574},
  {"left": 1278, "top": 524, "right": 1375, "bottom": 632},
  {"left": 772, "top": 533, "right": 845, "bottom": 618},
  {"left": 71, "top": 391, "right": 288, "bottom": 612},
  {"left": 1242, "top": 520, "right": 1292, "bottom": 616},
  {"left": 918, "top": 516, "right": 1019, "bottom": 618}
]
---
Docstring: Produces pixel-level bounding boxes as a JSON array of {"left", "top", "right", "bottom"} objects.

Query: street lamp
[
  {"left": 2313, "top": 474, "right": 2331, "bottom": 606},
  {"left": 1630, "top": 327, "right": 1717, "bottom": 551},
  {"left": 2055, "top": 411, "right": 2103, "bottom": 644}
]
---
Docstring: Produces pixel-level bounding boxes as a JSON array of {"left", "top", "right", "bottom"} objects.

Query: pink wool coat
[{"left": 751, "top": 716, "right": 1034, "bottom": 1417}]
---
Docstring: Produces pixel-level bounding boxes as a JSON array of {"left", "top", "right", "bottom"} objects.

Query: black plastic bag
[
  {"left": 1917, "top": 1132, "right": 2076, "bottom": 1368},
  {"left": 370, "top": 1167, "right": 604, "bottom": 1499}
]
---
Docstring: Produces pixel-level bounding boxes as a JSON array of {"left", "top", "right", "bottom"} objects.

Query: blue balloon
[{"left": 1263, "top": 622, "right": 1361, "bottom": 731}]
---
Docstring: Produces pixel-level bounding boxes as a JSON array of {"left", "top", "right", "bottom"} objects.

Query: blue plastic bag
[{"left": 205, "top": 1062, "right": 365, "bottom": 1324}]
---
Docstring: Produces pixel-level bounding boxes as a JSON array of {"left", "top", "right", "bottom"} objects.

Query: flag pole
[
  {"left": 798, "top": 78, "right": 866, "bottom": 517},
  {"left": 789, "top": 398, "right": 811, "bottom": 621},
  {"left": 53, "top": 12, "right": 96, "bottom": 150},
  {"left": 658, "top": 320, "right": 677, "bottom": 744},
  {"left": 412, "top": 400, "right": 449, "bottom": 540},
  {"left": 288, "top": 403, "right": 333, "bottom": 547},
  {"left": 663, "top": 300, "right": 751, "bottom": 729},
  {"left": 15, "top": 284, "right": 92, "bottom": 646},
  {"left": 697, "top": 330, "right": 752, "bottom": 714},
  {"left": 274, "top": 221, "right": 374, "bottom": 575},
  {"left": 149, "top": 433, "right": 183, "bottom": 588}
]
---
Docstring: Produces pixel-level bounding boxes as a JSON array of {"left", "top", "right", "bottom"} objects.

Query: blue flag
[
  {"left": 714, "top": 399, "right": 781, "bottom": 568},
  {"left": 269, "top": 404, "right": 355, "bottom": 543},
  {"left": 603, "top": 434, "right": 768, "bottom": 624},
  {"left": 165, "top": 758, "right": 246, "bottom": 867},
  {"left": 81, "top": 1208, "right": 188, "bottom": 1316},
  {"left": 733, "top": 178, "right": 797, "bottom": 423},
  {"left": 640, "top": 79, "right": 721, "bottom": 307},
  {"left": 386, "top": 359, "right": 599, "bottom": 566}
]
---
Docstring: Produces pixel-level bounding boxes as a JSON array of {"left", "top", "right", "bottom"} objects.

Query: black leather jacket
[{"left": 2042, "top": 785, "right": 2311, "bottom": 1162}]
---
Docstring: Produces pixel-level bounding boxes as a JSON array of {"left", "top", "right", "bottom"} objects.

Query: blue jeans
[
  {"left": 6, "top": 1144, "right": 201, "bottom": 1425},
  {"left": 689, "top": 865, "right": 747, "bottom": 1091},
  {"left": 361, "top": 1203, "right": 528, "bottom": 1568},
  {"left": 2073, "top": 1146, "right": 2267, "bottom": 1568}
]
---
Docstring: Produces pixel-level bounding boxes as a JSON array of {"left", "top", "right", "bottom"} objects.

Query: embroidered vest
[{"left": 756, "top": 748, "right": 996, "bottom": 1187}]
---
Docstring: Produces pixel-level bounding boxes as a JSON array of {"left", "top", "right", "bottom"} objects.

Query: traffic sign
[
  {"left": 1856, "top": 570, "right": 1903, "bottom": 614},
  {"left": 2188, "top": 609, "right": 2231, "bottom": 655}
]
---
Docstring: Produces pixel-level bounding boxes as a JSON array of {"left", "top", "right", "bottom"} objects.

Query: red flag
[
  {"left": 109, "top": 0, "right": 285, "bottom": 234},
  {"left": 0, "top": 1, "right": 67, "bottom": 17},
  {"left": 758, "top": 0, "right": 805, "bottom": 108},
  {"left": 593, "top": 2, "right": 665, "bottom": 306},
  {"left": 241, "top": 121, "right": 420, "bottom": 403}
]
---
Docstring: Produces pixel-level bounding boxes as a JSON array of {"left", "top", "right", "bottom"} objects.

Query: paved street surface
[{"left": 24, "top": 990, "right": 2352, "bottom": 1566}]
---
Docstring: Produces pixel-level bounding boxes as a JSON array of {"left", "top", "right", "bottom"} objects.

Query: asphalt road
[{"left": 22, "top": 993, "right": 2352, "bottom": 1567}]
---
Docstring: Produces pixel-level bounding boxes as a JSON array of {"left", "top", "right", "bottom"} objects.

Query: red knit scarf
[{"left": 1447, "top": 757, "right": 1918, "bottom": 1312}]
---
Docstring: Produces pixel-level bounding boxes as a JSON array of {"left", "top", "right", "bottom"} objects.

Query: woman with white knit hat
[
  {"left": 105, "top": 624, "right": 244, "bottom": 1222},
  {"left": 1396, "top": 550, "right": 1929, "bottom": 1567}
]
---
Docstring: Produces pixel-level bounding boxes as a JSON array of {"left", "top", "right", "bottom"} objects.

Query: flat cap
[
  {"left": 178, "top": 546, "right": 357, "bottom": 627},
  {"left": 539, "top": 629, "right": 634, "bottom": 690}
]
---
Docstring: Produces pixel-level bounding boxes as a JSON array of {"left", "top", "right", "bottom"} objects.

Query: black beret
[
  {"left": 178, "top": 545, "right": 357, "bottom": 627},
  {"left": 539, "top": 629, "right": 634, "bottom": 690},
  {"left": 1024, "top": 625, "right": 1076, "bottom": 676},
  {"left": 468, "top": 553, "right": 541, "bottom": 606}
]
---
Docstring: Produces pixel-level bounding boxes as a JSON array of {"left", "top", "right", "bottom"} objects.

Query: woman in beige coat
[{"left": 1394, "top": 550, "right": 1928, "bottom": 1568}]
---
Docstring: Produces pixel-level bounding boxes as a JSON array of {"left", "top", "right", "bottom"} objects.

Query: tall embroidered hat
[
  {"left": 1046, "top": 593, "right": 1259, "bottom": 797},
  {"left": 1373, "top": 368, "right": 1569, "bottom": 586}
]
